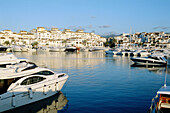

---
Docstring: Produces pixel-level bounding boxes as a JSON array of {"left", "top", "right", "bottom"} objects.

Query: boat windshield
[
  {"left": 31, "top": 71, "right": 54, "bottom": 76},
  {"left": 0, "top": 78, "right": 20, "bottom": 95},
  {"left": 148, "top": 56, "right": 160, "bottom": 60}
]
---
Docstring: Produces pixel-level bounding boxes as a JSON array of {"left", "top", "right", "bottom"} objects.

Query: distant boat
[
  {"left": 65, "top": 46, "right": 78, "bottom": 52},
  {"left": 0, "top": 46, "right": 8, "bottom": 52},
  {"left": 131, "top": 55, "right": 167, "bottom": 66}
]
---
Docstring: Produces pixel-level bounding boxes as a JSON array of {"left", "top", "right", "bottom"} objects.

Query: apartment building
[{"left": 0, "top": 27, "right": 106, "bottom": 47}]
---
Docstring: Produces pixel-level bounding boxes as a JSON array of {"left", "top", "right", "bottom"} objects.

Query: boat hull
[
  {"left": 0, "top": 75, "right": 68, "bottom": 112},
  {"left": 65, "top": 48, "right": 77, "bottom": 52},
  {"left": 0, "top": 47, "right": 8, "bottom": 52}
]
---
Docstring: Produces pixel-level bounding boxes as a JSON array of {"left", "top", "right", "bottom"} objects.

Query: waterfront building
[
  {"left": 0, "top": 27, "right": 169, "bottom": 49},
  {"left": 0, "top": 27, "right": 106, "bottom": 48}
]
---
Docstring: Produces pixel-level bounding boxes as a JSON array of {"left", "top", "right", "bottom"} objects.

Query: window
[
  {"left": 58, "top": 74, "right": 65, "bottom": 78},
  {"left": 21, "top": 76, "right": 46, "bottom": 85},
  {"left": 31, "top": 71, "right": 54, "bottom": 76},
  {"left": 0, "top": 78, "right": 20, "bottom": 94}
]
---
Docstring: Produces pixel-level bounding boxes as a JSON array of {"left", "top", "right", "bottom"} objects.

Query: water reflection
[
  {"left": 4, "top": 91, "right": 68, "bottom": 113},
  {"left": 131, "top": 64, "right": 170, "bottom": 75},
  {"left": 14, "top": 52, "right": 105, "bottom": 70}
]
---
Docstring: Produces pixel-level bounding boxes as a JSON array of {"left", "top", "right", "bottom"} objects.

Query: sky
[{"left": 0, "top": 0, "right": 170, "bottom": 35}]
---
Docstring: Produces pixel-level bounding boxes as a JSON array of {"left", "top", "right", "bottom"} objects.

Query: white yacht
[
  {"left": 0, "top": 53, "right": 27, "bottom": 67},
  {"left": 131, "top": 55, "right": 167, "bottom": 66},
  {"left": 0, "top": 62, "right": 68, "bottom": 112}
]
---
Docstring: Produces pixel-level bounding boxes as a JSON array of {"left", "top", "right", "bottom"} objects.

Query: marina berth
[
  {"left": 0, "top": 61, "right": 68, "bottom": 112},
  {"left": 131, "top": 55, "right": 167, "bottom": 66}
]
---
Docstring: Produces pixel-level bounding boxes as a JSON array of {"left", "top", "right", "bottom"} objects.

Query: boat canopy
[{"left": 157, "top": 86, "right": 170, "bottom": 95}]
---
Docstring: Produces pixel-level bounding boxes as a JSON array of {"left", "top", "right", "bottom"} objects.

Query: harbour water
[{"left": 7, "top": 51, "right": 170, "bottom": 113}]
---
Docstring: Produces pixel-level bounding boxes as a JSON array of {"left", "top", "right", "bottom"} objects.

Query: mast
[{"left": 164, "top": 66, "right": 167, "bottom": 87}]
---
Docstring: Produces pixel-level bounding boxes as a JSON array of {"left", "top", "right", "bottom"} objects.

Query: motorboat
[
  {"left": 0, "top": 53, "right": 27, "bottom": 67},
  {"left": 65, "top": 46, "right": 78, "bottom": 52},
  {"left": 0, "top": 62, "right": 68, "bottom": 112},
  {"left": 149, "top": 86, "right": 170, "bottom": 113},
  {"left": 131, "top": 55, "right": 167, "bottom": 66},
  {"left": 0, "top": 45, "right": 8, "bottom": 52}
]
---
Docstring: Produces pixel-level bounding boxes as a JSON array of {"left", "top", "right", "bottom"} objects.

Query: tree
[
  {"left": 4, "top": 41, "right": 10, "bottom": 45},
  {"left": 11, "top": 39, "right": 16, "bottom": 45},
  {"left": 31, "top": 41, "right": 38, "bottom": 48},
  {"left": 104, "top": 39, "right": 110, "bottom": 47},
  {"left": 110, "top": 38, "right": 117, "bottom": 48},
  {"left": 23, "top": 41, "right": 26, "bottom": 45},
  {"left": 62, "top": 40, "right": 67, "bottom": 47},
  {"left": 82, "top": 40, "right": 87, "bottom": 46}
]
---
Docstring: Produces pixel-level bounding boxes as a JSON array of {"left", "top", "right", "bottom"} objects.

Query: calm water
[{"left": 9, "top": 51, "right": 170, "bottom": 113}]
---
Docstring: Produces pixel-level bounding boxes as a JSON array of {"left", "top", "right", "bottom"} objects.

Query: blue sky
[{"left": 0, "top": 0, "right": 170, "bottom": 35}]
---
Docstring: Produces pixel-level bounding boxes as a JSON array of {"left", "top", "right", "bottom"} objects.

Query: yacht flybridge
[
  {"left": 0, "top": 62, "right": 68, "bottom": 112},
  {"left": 131, "top": 55, "right": 167, "bottom": 66},
  {"left": 0, "top": 53, "right": 27, "bottom": 67}
]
